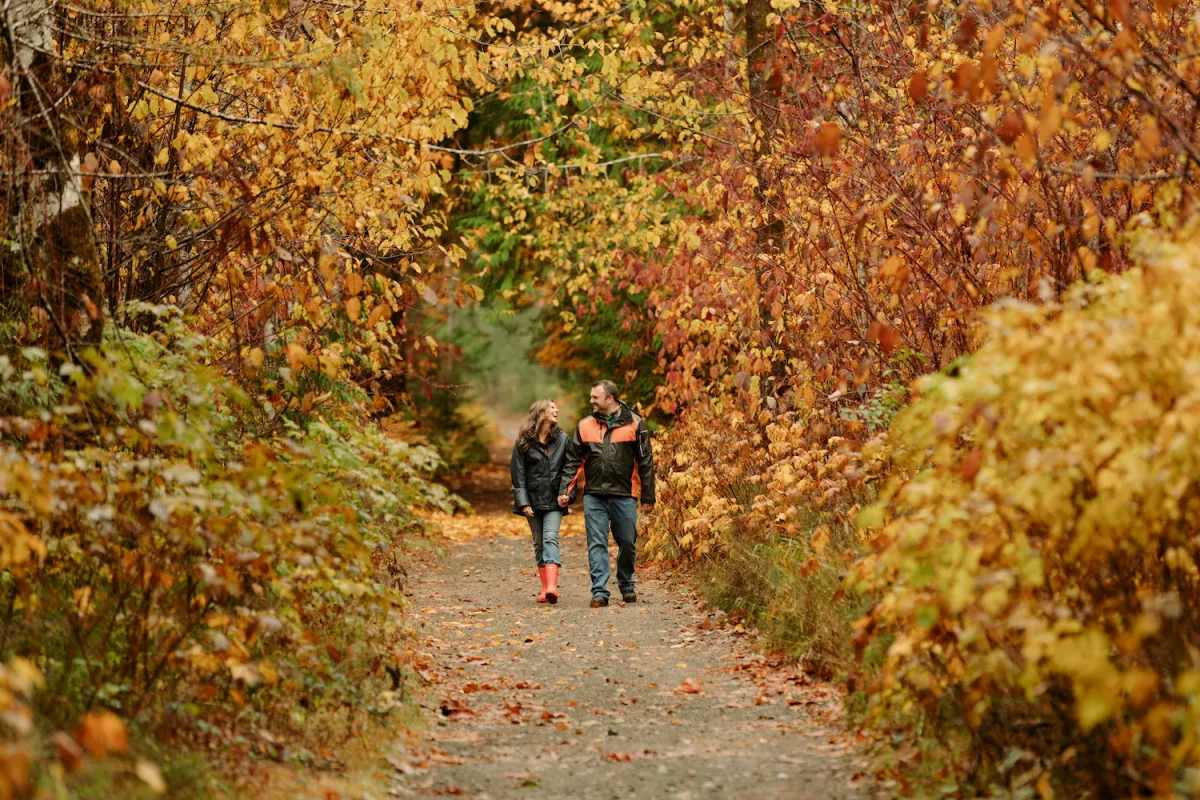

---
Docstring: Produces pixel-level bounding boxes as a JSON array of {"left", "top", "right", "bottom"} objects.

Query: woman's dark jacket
[{"left": 511, "top": 429, "right": 573, "bottom": 515}]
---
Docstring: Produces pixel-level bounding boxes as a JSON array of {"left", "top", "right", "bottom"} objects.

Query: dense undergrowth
[
  {"left": 649, "top": 235, "right": 1200, "bottom": 796},
  {"left": 0, "top": 309, "right": 460, "bottom": 797}
]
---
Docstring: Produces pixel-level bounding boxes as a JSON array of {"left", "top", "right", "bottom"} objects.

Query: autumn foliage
[
  {"left": 853, "top": 237, "right": 1200, "bottom": 795},
  {"left": 0, "top": 315, "right": 458, "bottom": 793},
  {"left": 5, "top": 0, "right": 1200, "bottom": 790},
  {"left": 492, "top": 0, "right": 1200, "bottom": 793}
]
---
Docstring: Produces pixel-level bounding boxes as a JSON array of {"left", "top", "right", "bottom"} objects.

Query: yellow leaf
[
  {"left": 345, "top": 296, "right": 362, "bottom": 321},
  {"left": 135, "top": 760, "right": 167, "bottom": 794},
  {"left": 811, "top": 525, "right": 830, "bottom": 556},
  {"left": 259, "top": 660, "right": 280, "bottom": 686},
  {"left": 285, "top": 343, "right": 309, "bottom": 371},
  {"left": 1076, "top": 689, "right": 1113, "bottom": 731},
  {"left": 366, "top": 303, "right": 390, "bottom": 328},
  {"left": 318, "top": 254, "right": 337, "bottom": 280}
]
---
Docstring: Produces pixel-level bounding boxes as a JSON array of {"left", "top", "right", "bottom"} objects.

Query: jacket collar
[
  {"left": 522, "top": 426, "right": 563, "bottom": 450},
  {"left": 593, "top": 402, "right": 634, "bottom": 428}
]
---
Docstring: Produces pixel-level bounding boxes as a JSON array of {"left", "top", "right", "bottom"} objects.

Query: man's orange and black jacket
[{"left": 558, "top": 402, "right": 655, "bottom": 504}]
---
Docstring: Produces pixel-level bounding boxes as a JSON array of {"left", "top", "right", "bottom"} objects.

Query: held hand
[
  {"left": 641, "top": 503, "right": 655, "bottom": 514},
  {"left": 557, "top": 494, "right": 570, "bottom": 507},
  {"left": 522, "top": 506, "right": 535, "bottom": 517}
]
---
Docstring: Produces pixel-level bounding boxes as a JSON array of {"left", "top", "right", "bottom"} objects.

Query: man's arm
[
  {"left": 557, "top": 427, "right": 585, "bottom": 505},
  {"left": 636, "top": 419, "right": 655, "bottom": 505}
]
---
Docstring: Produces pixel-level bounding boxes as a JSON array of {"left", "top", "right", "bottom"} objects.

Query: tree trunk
[
  {"left": 745, "top": 0, "right": 786, "bottom": 391},
  {"left": 1, "top": 0, "right": 105, "bottom": 355}
]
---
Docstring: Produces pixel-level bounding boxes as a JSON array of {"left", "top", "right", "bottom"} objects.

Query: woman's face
[{"left": 545, "top": 402, "right": 559, "bottom": 425}]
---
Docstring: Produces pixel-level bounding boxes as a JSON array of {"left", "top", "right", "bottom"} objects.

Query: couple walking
[{"left": 509, "top": 380, "right": 656, "bottom": 608}]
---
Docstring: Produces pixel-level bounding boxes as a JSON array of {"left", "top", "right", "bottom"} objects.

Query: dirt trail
[{"left": 391, "top": 465, "right": 876, "bottom": 799}]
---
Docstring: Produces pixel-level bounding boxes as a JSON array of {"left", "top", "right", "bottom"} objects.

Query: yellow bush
[
  {"left": 646, "top": 402, "right": 877, "bottom": 672},
  {"left": 855, "top": 236, "right": 1200, "bottom": 795}
]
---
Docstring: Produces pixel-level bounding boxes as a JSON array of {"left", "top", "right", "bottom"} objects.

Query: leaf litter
[{"left": 387, "top": 469, "right": 882, "bottom": 798}]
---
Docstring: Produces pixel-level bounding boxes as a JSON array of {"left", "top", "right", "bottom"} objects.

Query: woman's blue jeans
[{"left": 527, "top": 509, "right": 563, "bottom": 567}]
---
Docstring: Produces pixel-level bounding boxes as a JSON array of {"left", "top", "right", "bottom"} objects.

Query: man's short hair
[{"left": 592, "top": 379, "right": 620, "bottom": 401}]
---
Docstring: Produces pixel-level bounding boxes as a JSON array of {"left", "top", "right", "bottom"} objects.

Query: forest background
[{"left": 4, "top": 0, "right": 1200, "bottom": 794}]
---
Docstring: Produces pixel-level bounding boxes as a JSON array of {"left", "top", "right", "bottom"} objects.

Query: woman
[{"left": 510, "top": 399, "right": 571, "bottom": 604}]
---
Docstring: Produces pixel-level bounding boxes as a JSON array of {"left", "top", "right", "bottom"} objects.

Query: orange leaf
[
  {"left": 952, "top": 61, "right": 976, "bottom": 94},
  {"left": 959, "top": 449, "right": 984, "bottom": 482},
  {"left": 953, "top": 15, "right": 978, "bottom": 48},
  {"left": 996, "top": 111, "right": 1024, "bottom": 145},
  {"left": 813, "top": 122, "right": 842, "bottom": 157},
  {"left": 76, "top": 711, "right": 128, "bottom": 758},
  {"left": 879, "top": 325, "right": 901, "bottom": 355},
  {"left": 907, "top": 71, "right": 928, "bottom": 103},
  {"left": 1109, "top": 0, "right": 1131, "bottom": 26}
]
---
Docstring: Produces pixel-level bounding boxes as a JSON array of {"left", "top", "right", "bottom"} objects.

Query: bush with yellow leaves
[
  {"left": 853, "top": 236, "right": 1200, "bottom": 795},
  {"left": 646, "top": 400, "right": 878, "bottom": 672}
]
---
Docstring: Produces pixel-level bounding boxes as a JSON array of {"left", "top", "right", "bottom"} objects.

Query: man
[{"left": 558, "top": 380, "right": 655, "bottom": 608}]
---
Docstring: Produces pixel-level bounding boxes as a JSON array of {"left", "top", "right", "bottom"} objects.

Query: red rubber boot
[
  {"left": 536, "top": 566, "right": 549, "bottom": 603},
  {"left": 544, "top": 564, "right": 559, "bottom": 605}
]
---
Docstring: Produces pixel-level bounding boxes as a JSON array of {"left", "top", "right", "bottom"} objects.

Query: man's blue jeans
[
  {"left": 527, "top": 510, "right": 563, "bottom": 567},
  {"left": 583, "top": 495, "right": 638, "bottom": 600}
]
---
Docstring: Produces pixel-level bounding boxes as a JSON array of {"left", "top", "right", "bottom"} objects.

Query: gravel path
[{"left": 390, "top": 467, "right": 876, "bottom": 799}]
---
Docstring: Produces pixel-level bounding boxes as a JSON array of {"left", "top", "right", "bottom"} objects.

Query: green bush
[{"left": 0, "top": 310, "right": 458, "bottom": 795}]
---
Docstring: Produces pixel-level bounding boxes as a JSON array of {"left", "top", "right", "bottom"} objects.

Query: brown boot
[
  {"left": 536, "top": 566, "right": 549, "bottom": 603},
  {"left": 544, "top": 564, "right": 559, "bottom": 605}
]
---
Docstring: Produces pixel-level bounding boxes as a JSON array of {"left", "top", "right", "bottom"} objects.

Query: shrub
[
  {"left": 0, "top": 311, "right": 457, "bottom": 794},
  {"left": 853, "top": 236, "right": 1200, "bottom": 796},
  {"left": 646, "top": 400, "right": 877, "bottom": 673}
]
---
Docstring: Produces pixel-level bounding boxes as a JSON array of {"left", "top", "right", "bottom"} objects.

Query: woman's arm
[{"left": 511, "top": 443, "right": 532, "bottom": 511}]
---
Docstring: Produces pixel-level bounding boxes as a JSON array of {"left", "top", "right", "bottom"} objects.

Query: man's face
[{"left": 589, "top": 387, "right": 607, "bottom": 414}]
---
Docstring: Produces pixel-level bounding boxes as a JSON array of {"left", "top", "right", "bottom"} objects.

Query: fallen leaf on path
[
  {"left": 604, "top": 749, "right": 655, "bottom": 762},
  {"left": 461, "top": 682, "right": 495, "bottom": 693},
  {"left": 427, "top": 749, "right": 469, "bottom": 765},
  {"left": 440, "top": 698, "right": 474, "bottom": 717},
  {"left": 675, "top": 679, "right": 702, "bottom": 695}
]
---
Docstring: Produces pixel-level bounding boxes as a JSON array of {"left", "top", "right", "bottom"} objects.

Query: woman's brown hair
[{"left": 516, "top": 399, "right": 560, "bottom": 451}]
